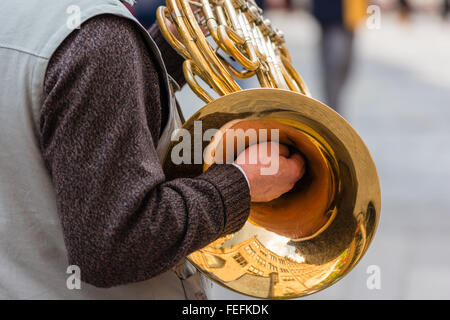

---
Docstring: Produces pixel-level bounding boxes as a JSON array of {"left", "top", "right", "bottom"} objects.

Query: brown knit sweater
[{"left": 40, "top": 15, "right": 250, "bottom": 288}]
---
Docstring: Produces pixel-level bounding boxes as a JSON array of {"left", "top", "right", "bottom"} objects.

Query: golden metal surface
[
  {"left": 157, "top": 0, "right": 310, "bottom": 99},
  {"left": 163, "top": 89, "right": 380, "bottom": 299},
  {"left": 158, "top": 0, "right": 381, "bottom": 299}
]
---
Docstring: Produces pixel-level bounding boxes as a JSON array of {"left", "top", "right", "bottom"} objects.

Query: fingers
[
  {"left": 286, "top": 153, "right": 306, "bottom": 180},
  {"left": 240, "top": 143, "right": 307, "bottom": 203},
  {"left": 256, "top": 142, "right": 290, "bottom": 158},
  {"left": 277, "top": 144, "right": 290, "bottom": 158},
  {"left": 235, "top": 142, "right": 297, "bottom": 168}
]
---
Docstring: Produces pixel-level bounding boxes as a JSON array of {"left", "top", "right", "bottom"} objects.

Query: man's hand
[{"left": 234, "top": 142, "right": 305, "bottom": 203}]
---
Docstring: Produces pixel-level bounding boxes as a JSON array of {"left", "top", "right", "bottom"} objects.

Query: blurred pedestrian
[
  {"left": 398, "top": 0, "right": 413, "bottom": 22},
  {"left": 133, "top": 0, "right": 165, "bottom": 28},
  {"left": 311, "top": 0, "right": 367, "bottom": 113},
  {"left": 442, "top": 0, "right": 450, "bottom": 20}
]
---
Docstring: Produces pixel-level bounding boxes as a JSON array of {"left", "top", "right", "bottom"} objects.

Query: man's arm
[{"left": 41, "top": 15, "right": 250, "bottom": 288}]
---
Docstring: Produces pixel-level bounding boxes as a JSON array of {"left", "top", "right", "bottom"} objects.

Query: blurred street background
[{"left": 134, "top": 0, "right": 450, "bottom": 299}]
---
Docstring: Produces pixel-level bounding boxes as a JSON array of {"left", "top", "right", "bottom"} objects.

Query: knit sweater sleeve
[{"left": 40, "top": 15, "right": 250, "bottom": 288}]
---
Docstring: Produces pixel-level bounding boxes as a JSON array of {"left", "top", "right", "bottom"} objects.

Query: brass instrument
[{"left": 158, "top": 0, "right": 381, "bottom": 299}]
